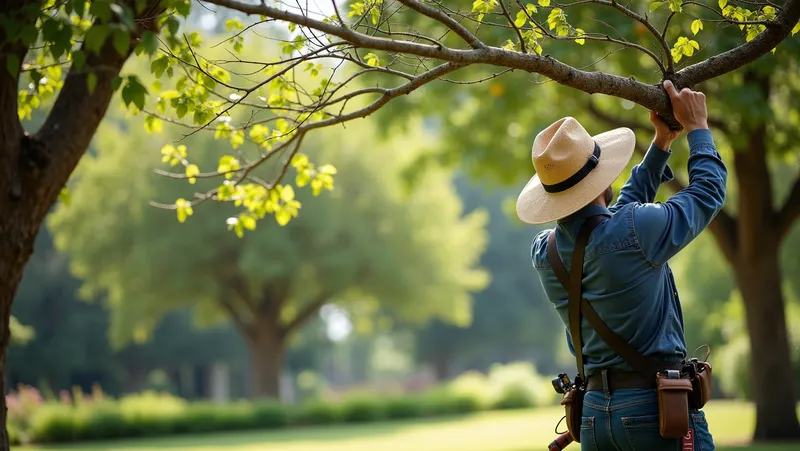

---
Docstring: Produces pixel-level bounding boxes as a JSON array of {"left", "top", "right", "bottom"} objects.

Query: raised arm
[
  {"left": 633, "top": 82, "right": 728, "bottom": 266},
  {"left": 609, "top": 111, "right": 680, "bottom": 213}
]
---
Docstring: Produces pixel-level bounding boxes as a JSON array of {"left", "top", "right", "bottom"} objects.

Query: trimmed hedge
[{"left": 9, "top": 361, "right": 559, "bottom": 445}]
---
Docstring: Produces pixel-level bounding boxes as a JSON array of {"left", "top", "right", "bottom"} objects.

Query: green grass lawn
[{"left": 23, "top": 400, "right": 800, "bottom": 451}]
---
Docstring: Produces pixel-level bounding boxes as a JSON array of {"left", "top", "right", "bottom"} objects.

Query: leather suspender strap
[{"left": 546, "top": 215, "right": 658, "bottom": 382}]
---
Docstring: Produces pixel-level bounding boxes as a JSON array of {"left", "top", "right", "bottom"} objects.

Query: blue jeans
[{"left": 580, "top": 376, "right": 715, "bottom": 451}]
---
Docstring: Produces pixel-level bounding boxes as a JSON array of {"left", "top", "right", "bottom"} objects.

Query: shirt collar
[{"left": 558, "top": 204, "right": 611, "bottom": 224}]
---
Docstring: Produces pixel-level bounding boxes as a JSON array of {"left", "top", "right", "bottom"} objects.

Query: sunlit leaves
[
  {"left": 144, "top": 114, "right": 162, "bottom": 133},
  {"left": 691, "top": 19, "right": 703, "bottom": 35},
  {"left": 472, "top": 0, "right": 497, "bottom": 22},
  {"left": 668, "top": 0, "right": 682, "bottom": 13},
  {"left": 546, "top": 9, "right": 569, "bottom": 36},
  {"left": 291, "top": 154, "right": 337, "bottom": 197},
  {"left": 514, "top": 11, "right": 527, "bottom": 28},
  {"left": 650, "top": 1, "right": 665, "bottom": 12},
  {"left": 160, "top": 144, "right": 187, "bottom": 167},
  {"left": 175, "top": 198, "right": 193, "bottom": 223},
  {"left": 185, "top": 164, "right": 199, "bottom": 184},
  {"left": 537, "top": 0, "right": 550, "bottom": 6},
  {"left": 793, "top": 21, "right": 800, "bottom": 36},
  {"left": 217, "top": 155, "right": 241, "bottom": 179},
  {"left": 671, "top": 36, "right": 700, "bottom": 63},
  {"left": 719, "top": 0, "right": 728, "bottom": 8},
  {"left": 574, "top": 28, "right": 585, "bottom": 45},
  {"left": 225, "top": 18, "right": 244, "bottom": 32},
  {"left": 364, "top": 52, "right": 380, "bottom": 67}
]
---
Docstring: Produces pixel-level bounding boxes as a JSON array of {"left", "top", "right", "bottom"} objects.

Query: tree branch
[
  {"left": 677, "top": 0, "right": 800, "bottom": 88},
  {"left": 281, "top": 293, "right": 330, "bottom": 337},
  {"left": 34, "top": 2, "right": 164, "bottom": 212},
  {"left": 396, "top": 0, "right": 485, "bottom": 49},
  {"left": 778, "top": 176, "right": 800, "bottom": 242},
  {"left": 200, "top": 0, "right": 673, "bottom": 119},
  {"left": 217, "top": 297, "right": 255, "bottom": 341}
]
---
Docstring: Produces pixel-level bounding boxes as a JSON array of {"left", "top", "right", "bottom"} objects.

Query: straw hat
[{"left": 515, "top": 117, "right": 635, "bottom": 224}]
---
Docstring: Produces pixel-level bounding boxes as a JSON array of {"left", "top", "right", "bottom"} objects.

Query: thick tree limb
[
  {"left": 33, "top": 2, "right": 164, "bottom": 219},
  {"left": 777, "top": 176, "right": 800, "bottom": 242},
  {"left": 281, "top": 293, "right": 330, "bottom": 337},
  {"left": 201, "top": 0, "right": 800, "bottom": 129}
]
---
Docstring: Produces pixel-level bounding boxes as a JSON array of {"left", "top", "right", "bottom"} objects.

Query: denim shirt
[{"left": 531, "top": 128, "right": 727, "bottom": 377}]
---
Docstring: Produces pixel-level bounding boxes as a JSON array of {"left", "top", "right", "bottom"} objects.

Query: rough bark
[
  {"left": 0, "top": 3, "right": 163, "bottom": 448},
  {"left": 730, "top": 79, "right": 800, "bottom": 438},
  {"left": 735, "top": 251, "right": 800, "bottom": 440},
  {"left": 247, "top": 317, "right": 285, "bottom": 399}
]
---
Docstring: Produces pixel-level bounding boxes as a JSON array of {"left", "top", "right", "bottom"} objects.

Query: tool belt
[{"left": 547, "top": 215, "right": 713, "bottom": 444}]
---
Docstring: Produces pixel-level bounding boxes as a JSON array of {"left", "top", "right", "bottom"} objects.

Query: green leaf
[
  {"left": 85, "top": 25, "right": 110, "bottom": 55},
  {"left": 144, "top": 115, "right": 162, "bottom": 133},
  {"left": 121, "top": 75, "right": 147, "bottom": 110},
  {"left": 175, "top": 198, "right": 193, "bottom": 223},
  {"left": 792, "top": 21, "right": 800, "bottom": 36},
  {"left": 525, "top": 3, "right": 537, "bottom": 15},
  {"left": 111, "top": 76, "right": 123, "bottom": 91},
  {"left": 668, "top": 0, "right": 682, "bottom": 13},
  {"left": 72, "top": 50, "right": 87, "bottom": 71},
  {"left": 574, "top": 28, "right": 585, "bottom": 45},
  {"left": 218, "top": 155, "right": 240, "bottom": 178},
  {"left": 138, "top": 30, "right": 158, "bottom": 55},
  {"left": 649, "top": 0, "right": 664, "bottom": 11},
  {"left": 275, "top": 209, "right": 291, "bottom": 226},
  {"left": 151, "top": 56, "right": 169, "bottom": 78},
  {"left": 58, "top": 187, "right": 71, "bottom": 206},
  {"left": 5, "top": 54, "right": 19, "bottom": 79},
  {"left": 514, "top": 11, "right": 527, "bottom": 28},
  {"left": 364, "top": 53, "right": 380, "bottom": 67},
  {"left": 538, "top": 0, "right": 550, "bottom": 6},
  {"left": 89, "top": 0, "right": 112, "bottom": 22},
  {"left": 185, "top": 164, "right": 199, "bottom": 184},
  {"left": 18, "top": 24, "right": 38, "bottom": 46},
  {"left": 718, "top": 0, "right": 728, "bottom": 9},
  {"left": 86, "top": 72, "right": 97, "bottom": 94},
  {"left": 112, "top": 28, "right": 131, "bottom": 56},
  {"left": 225, "top": 18, "right": 244, "bottom": 32},
  {"left": 239, "top": 213, "right": 256, "bottom": 231},
  {"left": 691, "top": 19, "right": 703, "bottom": 35}
]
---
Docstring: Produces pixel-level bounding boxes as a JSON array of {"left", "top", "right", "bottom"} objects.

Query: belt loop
[{"left": 602, "top": 370, "right": 611, "bottom": 399}]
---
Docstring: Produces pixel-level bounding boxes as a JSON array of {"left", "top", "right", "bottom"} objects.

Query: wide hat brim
[{"left": 516, "top": 127, "right": 636, "bottom": 225}]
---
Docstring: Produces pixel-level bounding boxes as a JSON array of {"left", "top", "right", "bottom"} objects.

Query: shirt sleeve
[
  {"left": 633, "top": 129, "right": 728, "bottom": 267},
  {"left": 608, "top": 142, "right": 675, "bottom": 214}
]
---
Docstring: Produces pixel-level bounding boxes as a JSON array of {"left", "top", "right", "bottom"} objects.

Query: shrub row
[{"left": 10, "top": 362, "right": 559, "bottom": 445}]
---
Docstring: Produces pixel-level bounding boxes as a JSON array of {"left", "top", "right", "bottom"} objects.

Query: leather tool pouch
[
  {"left": 560, "top": 386, "right": 584, "bottom": 442},
  {"left": 657, "top": 372, "right": 693, "bottom": 438},
  {"left": 689, "top": 361, "right": 713, "bottom": 409}
]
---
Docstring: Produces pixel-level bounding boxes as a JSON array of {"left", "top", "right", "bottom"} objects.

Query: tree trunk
[
  {"left": 431, "top": 352, "right": 451, "bottom": 382},
  {"left": 735, "top": 251, "right": 800, "bottom": 440},
  {"left": 0, "top": 228, "right": 31, "bottom": 451},
  {"left": 247, "top": 322, "right": 285, "bottom": 400}
]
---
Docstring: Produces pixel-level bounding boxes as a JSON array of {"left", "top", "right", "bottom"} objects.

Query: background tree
[
  {"left": 47, "top": 117, "right": 489, "bottom": 398},
  {"left": 3, "top": 0, "right": 800, "bottom": 446},
  {"left": 413, "top": 177, "right": 559, "bottom": 380}
]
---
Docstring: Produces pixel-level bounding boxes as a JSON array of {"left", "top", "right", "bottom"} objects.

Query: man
[{"left": 516, "top": 80, "right": 726, "bottom": 450}]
